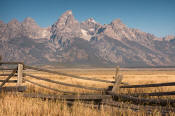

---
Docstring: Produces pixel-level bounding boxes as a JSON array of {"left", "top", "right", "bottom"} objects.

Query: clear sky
[{"left": 0, "top": 0, "right": 175, "bottom": 37}]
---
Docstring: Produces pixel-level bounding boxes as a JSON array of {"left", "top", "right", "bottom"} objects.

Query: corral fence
[
  {"left": 0, "top": 62, "right": 26, "bottom": 92},
  {"left": 1, "top": 62, "right": 175, "bottom": 114}
]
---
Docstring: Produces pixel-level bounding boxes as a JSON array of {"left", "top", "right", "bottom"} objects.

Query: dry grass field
[{"left": 1, "top": 68, "right": 175, "bottom": 116}]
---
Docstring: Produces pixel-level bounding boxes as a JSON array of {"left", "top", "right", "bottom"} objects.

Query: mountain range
[{"left": 0, "top": 10, "right": 175, "bottom": 67}]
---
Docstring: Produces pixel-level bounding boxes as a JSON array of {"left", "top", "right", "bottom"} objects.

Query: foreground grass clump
[
  {"left": 1, "top": 93, "right": 163, "bottom": 116},
  {"left": 1, "top": 68, "right": 175, "bottom": 116}
]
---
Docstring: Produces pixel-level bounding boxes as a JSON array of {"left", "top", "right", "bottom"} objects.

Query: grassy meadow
[{"left": 1, "top": 68, "right": 175, "bottom": 116}]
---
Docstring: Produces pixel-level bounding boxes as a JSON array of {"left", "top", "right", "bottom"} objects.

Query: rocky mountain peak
[
  {"left": 65, "top": 10, "right": 73, "bottom": 15},
  {"left": 80, "top": 17, "right": 102, "bottom": 41},
  {"left": 21, "top": 17, "right": 50, "bottom": 39},
  {"left": 95, "top": 18, "right": 129, "bottom": 41},
  {"left": 87, "top": 18, "right": 96, "bottom": 23},
  {"left": 110, "top": 19, "right": 126, "bottom": 28},
  {"left": 82, "top": 17, "right": 101, "bottom": 26},
  {"left": 81, "top": 17, "right": 101, "bottom": 29},
  {"left": 8, "top": 19, "right": 20, "bottom": 26},
  {"left": 50, "top": 10, "right": 81, "bottom": 48},
  {"left": 55, "top": 10, "right": 78, "bottom": 27},
  {"left": 0, "top": 17, "right": 50, "bottom": 40},
  {"left": 23, "top": 17, "right": 36, "bottom": 25},
  {"left": 22, "top": 17, "right": 40, "bottom": 29}
]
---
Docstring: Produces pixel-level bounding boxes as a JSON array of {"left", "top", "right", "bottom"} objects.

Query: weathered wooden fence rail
[
  {"left": 1, "top": 62, "right": 175, "bottom": 97},
  {"left": 22, "top": 64, "right": 175, "bottom": 106},
  {"left": 131, "top": 91, "right": 175, "bottom": 97},
  {"left": 0, "top": 69, "right": 17, "bottom": 87},
  {"left": 24, "top": 73, "right": 108, "bottom": 91},
  {"left": 0, "top": 62, "right": 24, "bottom": 65},
  {"left": 24, "top": 65, "right": 115, "bottom": 83},
  {"left": 121, "top": 82, "right": 175, "bottom": 88},
  {"left": 23, "top": 93, "right": 112, "bottom": 100},
  {"left": 0, "top": 80, "right": 17, "bottom": 83},
  {"left": 23, "top": 92, "right": 175, "bottom": 114},
  {"left": 23, "top": 78, "right": 78, "bottom": 94},
  {"left": 0, "top": 74, "right": 18, "bottom": 76},
  {"left": 0, "top": 62, "right": 26, "bottom": 92},
  {"left": 1, "top": 62, "right": 175, "bottom": 114},
  {"left": 0, "top": 68, "right": 18, "bottom": 70}
]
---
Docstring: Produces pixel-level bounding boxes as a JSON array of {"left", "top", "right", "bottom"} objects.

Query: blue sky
[{"left": 0, "top": 0, "right": 175, "bottom": 37}]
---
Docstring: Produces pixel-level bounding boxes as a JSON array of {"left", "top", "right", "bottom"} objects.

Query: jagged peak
[
  {"left": 87, "top": 17, "right": 96, "bottom": 23},
  {"left": 82, "top": 17, "right": 97, "bottom": 24},
  {"left": 59, "top": 10, "right": 73, "bottom": 19},
  {"left": 65, "top": 10, "right": 73, "bottom": 15},
  {"left": 111, "top": 18, "right": 126, "bottom": 27},
  {"left": 55, "top": 10, "right": 79, "bottom": 27},
  {"left": 22, "top": 17, "right": 38, "bottom": 26},
  {"left": 111, "top": 19, "right": 122, "bottom": 23},
  {"left": 8, "top": 19, "right": 20, "bottom": 25},
  {"left": 23, "top": 17, "right": 35, "bottom": 23}
]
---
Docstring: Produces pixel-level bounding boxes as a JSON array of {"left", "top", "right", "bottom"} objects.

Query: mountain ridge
[{"left": 0, "top": 10, "right": 175, "bottom": 67}]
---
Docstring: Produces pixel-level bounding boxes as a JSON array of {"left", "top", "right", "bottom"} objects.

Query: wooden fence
[
  {"left": 1, "top": 62, "right": 175, "bottom": 114},
  {"left": 0, "top": 62, "right": 26, "bottom": 92}
]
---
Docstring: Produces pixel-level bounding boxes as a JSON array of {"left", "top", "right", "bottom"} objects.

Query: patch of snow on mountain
[
  {"left": 88, "top": 18, "right": 96, "bottom": 23},
  {"left": 89, "top": 28, "right": 95, "bottom": 32},
  {"left": 81, "top": 29, "right": 91, "bottom": 41}
]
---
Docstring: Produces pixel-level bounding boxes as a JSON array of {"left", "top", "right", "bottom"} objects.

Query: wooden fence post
[
  {"left": 112, "top": 75, "right": 123, "bottom": 94},
  {"left": 112, "top": 66, "right": 123, "bottom": 94},
  {"left": 17, "top": 63, "right": 23, "bottom": 86},
  {"left": 115, "top": 66, "right": 119, "bottom": 79}
]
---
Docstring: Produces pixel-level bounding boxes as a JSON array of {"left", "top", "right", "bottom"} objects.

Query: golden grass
[{"left": 1, "top": 68, "right": 175, "bottom": 116}]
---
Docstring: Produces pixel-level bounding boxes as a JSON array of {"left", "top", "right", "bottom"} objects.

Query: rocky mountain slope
[{"left": 0, "top": 10, "right": 175, "bottom": 67}]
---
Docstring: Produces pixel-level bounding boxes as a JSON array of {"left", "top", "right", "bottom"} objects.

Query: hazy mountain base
[
  {"left": 1, "top": 36, "right": 175, "bottom": 68},
  {"left": 0, "top": 37, "right": 113, "bottom": 67}
]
